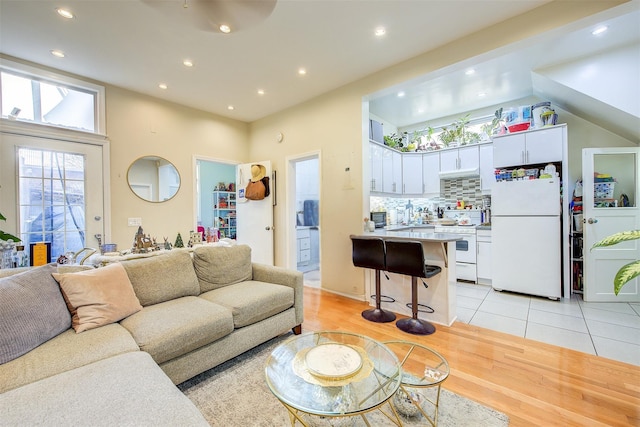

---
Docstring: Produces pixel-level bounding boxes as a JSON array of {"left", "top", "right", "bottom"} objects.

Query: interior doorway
[
  {"left": 288, "top": 153, "right": 321, "bottom": 288},
  {"left": 193, "top": 157, "right": 237, "bottom": 233}
]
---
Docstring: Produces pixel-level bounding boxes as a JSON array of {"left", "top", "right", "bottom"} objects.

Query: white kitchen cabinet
[
  {"left": 369, "top": 142, "right": 383, "bottom": 192},
  {"left": 383, "top": 148, "right": 402, "bottom": 194},
  {"left": 440, "top": 146, "right": 479, "bottom": 173},
  {"left": 476, "top": 228, "right": 492, "bottom": 285},
  {"left": 296, "top": 227, "right": 311, "bottom": 265},
  {"left": 402, "top": 154, "right": 423, "bottom": 194},
  {"left": 479, "top": 143, "right": 494, "bottom": 193},
  {"left": 493, "top": 125, "right": 564, "bottom": 168},
  {"left": 422, "top": 151, "right": 440, "bottom": 195}
]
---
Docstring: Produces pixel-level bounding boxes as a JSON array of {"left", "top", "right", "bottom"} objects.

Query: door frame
[
  {"left": 0, "top": 120, "right": 111, "bottom": 245},
  {"left": 191, "top": 154, "right": 239, "bottom": 231},
  {"left": 582, "top": 147, "right": 640, "bottom": 302},
  {"left": 285, "top": 151, "right": 321, "bottom": 272}
]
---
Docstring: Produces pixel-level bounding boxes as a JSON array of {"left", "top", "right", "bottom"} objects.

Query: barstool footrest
[
  {"left": 371, "top": 294, "right": 396, "bottom": 303},
  {"left": 406, "top": 302, "right": 434, "bottom": 314}
]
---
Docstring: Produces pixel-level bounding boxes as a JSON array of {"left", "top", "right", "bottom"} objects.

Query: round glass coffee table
[
  {"left": 265, "top": 331, "right": 403, "bottom": 426},
  {"left": 383, "top": 341, "right": 450, "bottom": 426}
]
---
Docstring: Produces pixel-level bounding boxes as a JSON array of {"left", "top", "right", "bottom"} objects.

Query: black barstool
[
  {"left": 351, "top": 237, "right": 396, "bottom": 323},
  {"left": 385, "top": 240, "right": 441, "bottom": 335}
]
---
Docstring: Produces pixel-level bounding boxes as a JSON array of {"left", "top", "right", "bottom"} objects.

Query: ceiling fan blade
[{"left": 142, "top": 0, "right": 277, "bottom": 33}]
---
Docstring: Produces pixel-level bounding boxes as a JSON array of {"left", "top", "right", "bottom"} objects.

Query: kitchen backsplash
[
  {"left": 441, "top": 177, "right": 483, "bottom": 207},
  {"left": 371, "top": 177, "right": 488, "bottom": 224}
]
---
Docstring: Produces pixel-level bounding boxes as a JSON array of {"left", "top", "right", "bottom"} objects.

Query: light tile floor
[{"left": 455, "top": 282, "right": 640, "bottom": 366}]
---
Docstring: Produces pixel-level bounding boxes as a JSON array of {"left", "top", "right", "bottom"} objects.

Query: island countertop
[{"left": 350, "top": 230, "right": 463, "bottom": 243}]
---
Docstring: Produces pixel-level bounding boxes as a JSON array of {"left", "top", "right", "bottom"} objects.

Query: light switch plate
[{"left": 128, "top": 217, "right": 142, "bottom": 227}]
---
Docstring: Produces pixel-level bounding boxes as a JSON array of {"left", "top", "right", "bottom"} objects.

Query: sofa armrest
[{"left": 252, "top": 263, "right": 303, "bottom": 326}]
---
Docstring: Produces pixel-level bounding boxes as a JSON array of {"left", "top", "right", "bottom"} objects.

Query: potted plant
[{"left": 591, "top": 230, "right": 640, "bottom": 295}]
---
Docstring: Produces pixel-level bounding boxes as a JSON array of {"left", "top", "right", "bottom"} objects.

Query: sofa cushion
[
  {"left": 53, "top": 262, "right": 143, "bottom": 333},
  {"left": 199, "top": 281, "right": 294, "bottom": 328},
  {"left": 0, "top": 323, "right": 138, "bottom": 394},
  {"left": 120, "top": 296, "right": 234, "bottom": 364},
  {"left": 0, "top": 351, "right": 209, "bottom": 427},
  {"left": 193, "top": 244, "right": 252, "bottom": 292},
  {"left": 0, "top": 264, "right": 71, "bottom": 365},
  {"left": 122, "top": 250, "right": 200, "bottom": 306}
]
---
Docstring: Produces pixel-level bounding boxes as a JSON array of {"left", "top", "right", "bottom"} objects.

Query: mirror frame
[{"left": 127, "top": 155, "right": 181, "bottom": 203}]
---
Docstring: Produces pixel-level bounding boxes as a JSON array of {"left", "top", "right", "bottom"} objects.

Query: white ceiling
[{"left": 0, "top": 0, "right": 638, "bottom": 132}]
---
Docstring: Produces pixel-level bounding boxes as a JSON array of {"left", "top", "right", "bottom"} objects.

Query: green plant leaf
[
  {"left": 591, "top": 230, "right": 640, "bottom": 250},
  {"left": 614, "top": 260, "right": 640, "bottom": 295},
  {"left": 0, "top": 231, "right": 21, "bottom": 242}
]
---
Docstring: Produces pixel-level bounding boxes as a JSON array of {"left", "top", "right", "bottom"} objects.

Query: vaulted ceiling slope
[{"left": 368, "top": 3, "right": 640, "bottom": 143}]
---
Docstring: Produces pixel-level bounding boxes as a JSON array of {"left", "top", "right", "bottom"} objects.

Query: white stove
[{"left": 434, "top": 210, "right": 482, "bottom": 282}]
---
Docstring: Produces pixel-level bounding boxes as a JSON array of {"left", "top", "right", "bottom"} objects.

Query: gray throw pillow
[
  {"left": 0, "top": 264, "right": 71, "bottom": 364},
  {"left": 193, "top": 245, "right": 252, "bottom": 292}
]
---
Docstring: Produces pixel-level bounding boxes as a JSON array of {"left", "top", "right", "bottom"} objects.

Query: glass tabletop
[
  {"left": 382, "top": 341, "right": 449, "bottom": 387},
  {"left": 264, "top": 331, "right": 402, "bottom": 417}
]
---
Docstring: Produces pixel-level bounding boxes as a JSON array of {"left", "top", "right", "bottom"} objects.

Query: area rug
[{"left": 179, "top": 334, "right": 509, "bottom": 426}]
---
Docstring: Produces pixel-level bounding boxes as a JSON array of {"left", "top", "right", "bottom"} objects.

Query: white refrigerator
[{"left": 491, "top": 178, "right": 562, "bottom": 299}]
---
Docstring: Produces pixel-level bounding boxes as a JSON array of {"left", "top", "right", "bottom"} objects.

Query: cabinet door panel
[
  {"left": 422, "top": 152, "right": 440, "bottom": 195},
  {"left": 492, "top": 133, "right": 525, "bottom": 168},
  {"left": 440, "top": 150, "right": 459, "bottom": 172},
  {"left": 525, "top": 127, "right": 563, "bottom": 164},
  {"left": 479, "top": 144, "right": 494, "bottom": 192},
  {"left": 402, "top": 154, "right": 423, "bottom": 194},
  {"left": 392, "top": 151, "right": 402, "bottom": 194},
  {"left": 382, "top": 147, "right": 395, "bottom": 193},
  {"left": 370, "top": 143, "right": 383, "bottom": 192},
  {"left": 458, "top": 146, "right": 479, "bottom": 170}
]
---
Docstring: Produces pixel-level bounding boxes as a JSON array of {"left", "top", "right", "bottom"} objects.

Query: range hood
[{"left": 438, "top": 167, "right": 480, "bottom": 179}]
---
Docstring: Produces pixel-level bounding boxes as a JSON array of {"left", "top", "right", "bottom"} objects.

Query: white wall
[{"left": 106, "top": 86, "right": 249, "bottom": 249}]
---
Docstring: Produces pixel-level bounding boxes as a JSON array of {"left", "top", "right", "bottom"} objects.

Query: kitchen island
[{"left": 351, "top": 230, "right": 462, "bottom": 327}]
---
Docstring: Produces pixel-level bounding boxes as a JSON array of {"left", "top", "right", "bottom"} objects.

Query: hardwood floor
[{"left": 301, "top": 287, "right": 640, "bottom": 427}]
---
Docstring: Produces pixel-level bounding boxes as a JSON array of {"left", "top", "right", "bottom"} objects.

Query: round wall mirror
[{"left": 127, "top": 156, "right": 180, "bottom": 202}]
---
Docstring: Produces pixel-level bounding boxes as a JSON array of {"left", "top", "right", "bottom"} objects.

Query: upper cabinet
[
  {"left": 439, "top": 145, "right": 480, "bottom": 178},
  {"left": 382, "top": 148, "right": 402, "bottom": 194},
  {"left": 370, "top": 142, "right": 383, "bottom": 192},
  {"left": 402, "top": 154, "right": 423, "bottom": 194},
  {"left": 422, "top": 151, "right": 440, "bottom": 195},
  {"left": 479, "top": 144, "right": 494, "bottom": 193},
  {"left": 493, "top": 125, "right": 565, "bottom": 168}
]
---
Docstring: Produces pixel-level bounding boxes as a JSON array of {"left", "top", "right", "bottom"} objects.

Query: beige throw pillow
[{"left": 53, "top": 263, "right": 142, "bottom": 333}]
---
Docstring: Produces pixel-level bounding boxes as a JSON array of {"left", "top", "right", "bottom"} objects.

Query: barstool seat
[
  {"left": 351, "top": 237, "right": 396, "bottom": 323},
  {"left": 385, "top": 240, "right": 441, "bottom": 335}
]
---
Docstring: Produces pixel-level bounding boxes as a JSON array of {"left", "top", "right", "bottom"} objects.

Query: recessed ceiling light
[
  {"left": 56, "top": 8, "right": 74, "bottom": 19},
  {"left": 465, "top": 68, "right": 476, "bottom": 75},
  {"left": 257, "top": 89, "right": 265, "bottom": 95},
  {"left": 478, "top": 92, "right": 487, "bottom": 97},
  {"left": 397, "top": 91, "right": 405, "bottom": 98},
  {"left": 592, "top": 25, "right": 608, "bottom": 36},
  {"left": 158, "top": 83, "right": 168, "bottom": 89},
  {"left": 183, "top": 59, "right": 193, "bottom": 67},
  {"left": 374, "top": 27, "right": 386, "bottom": 37},
  {"left": 219, "top": 24, "right": 231, "bottom": 34},
  {"left": 227, "top": 105, "right": 235, "bottom": 110},
  {"left": 298, "top": 68, "right": 307, "bottom": 76},
  {"left": 50, "top": 50, "right": 65, "bottom": 58}
]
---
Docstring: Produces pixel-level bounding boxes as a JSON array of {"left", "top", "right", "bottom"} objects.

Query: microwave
[{"left": 370, "top": 211, "right": 387, "bottom": 228}]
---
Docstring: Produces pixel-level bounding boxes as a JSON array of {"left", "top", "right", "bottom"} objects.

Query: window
[
  {"left": 0, "top": 59, "right": 105, "bottom": 134},
  {"left": 18, "top": 148, "right": 87, "bottom": 259}
]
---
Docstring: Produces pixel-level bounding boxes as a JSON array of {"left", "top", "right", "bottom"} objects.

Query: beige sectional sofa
[{"left": 0, "top": 244, "right": 303, "bottom": 426}]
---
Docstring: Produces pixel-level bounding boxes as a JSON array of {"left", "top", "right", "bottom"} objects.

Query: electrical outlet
[{"left": 128, "top": 217, "right": 142, "bottom": 227}]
